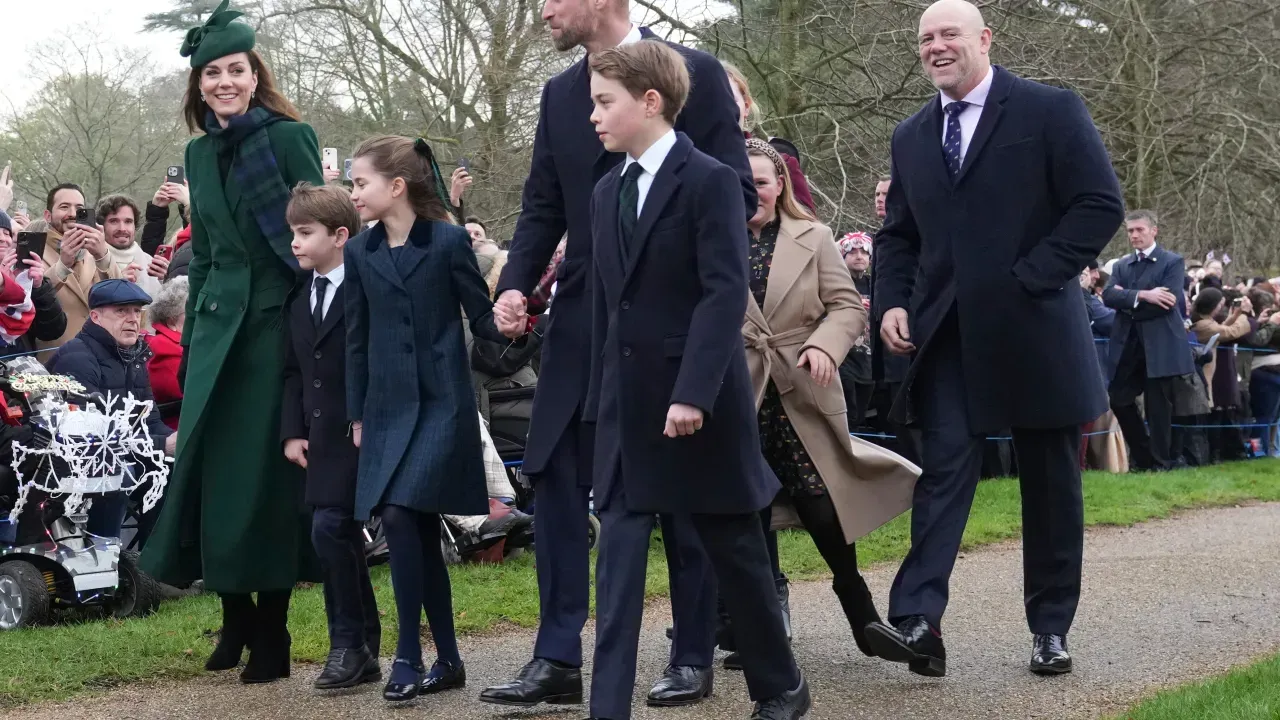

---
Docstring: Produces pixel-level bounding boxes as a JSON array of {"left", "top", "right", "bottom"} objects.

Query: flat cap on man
[{"left": 89, "top": 279, "right": 153, "bottom": 309}]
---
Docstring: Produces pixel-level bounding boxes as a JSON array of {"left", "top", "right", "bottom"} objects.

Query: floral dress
[{"left": 749, "top": 219, "right": 827, "bottom": 498}]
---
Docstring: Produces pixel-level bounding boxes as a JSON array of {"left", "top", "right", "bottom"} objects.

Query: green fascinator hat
[{"left": 180, "top": 0, "right": 257, "bottom": 68}]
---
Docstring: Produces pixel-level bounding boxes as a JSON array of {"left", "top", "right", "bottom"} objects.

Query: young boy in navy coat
[
  {"left": 282, "top": 183, "right": 381, "bottom": 689},
  {"left": 582, "top": 41, "right": 810, "bottom": 720}
]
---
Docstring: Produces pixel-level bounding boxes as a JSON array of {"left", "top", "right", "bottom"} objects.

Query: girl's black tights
[{"left": 379, "top": 505, "right": 461, "bottom": 667}]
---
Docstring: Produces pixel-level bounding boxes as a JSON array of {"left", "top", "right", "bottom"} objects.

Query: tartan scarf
[{"left": 204, "top": 107, "right": 297, "bottom": 269}]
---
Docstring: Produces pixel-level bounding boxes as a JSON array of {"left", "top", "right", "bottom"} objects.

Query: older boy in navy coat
[
  {"left": 281, "top": 184, "right": 381, "bottom": 690},
  {"left": 581, "top": 41, "right": 809, "bottom": 720}
]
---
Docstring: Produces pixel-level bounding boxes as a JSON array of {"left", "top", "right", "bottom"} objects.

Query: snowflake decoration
[{"left": 7, "top": 393, "right": 169, "bottom": 527}]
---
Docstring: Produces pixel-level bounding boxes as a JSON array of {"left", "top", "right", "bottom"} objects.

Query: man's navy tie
[
  {"left": 943, "top": 101, "right": 970, "bottom": 177},
  {"left": 618, "top": 162, "right": 644, "bottom": 259},
  {"left": 312, "top": 276, "right": 328, "bottom": 328}
]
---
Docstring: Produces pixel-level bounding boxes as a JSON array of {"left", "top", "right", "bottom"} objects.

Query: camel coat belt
[{"left": 743, "top": 214, "right": 918, "bottom": 543}]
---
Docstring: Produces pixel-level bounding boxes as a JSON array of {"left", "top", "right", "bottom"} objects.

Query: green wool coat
[{"left": 140, "top": 120, "right": 325, "bottom": 593}]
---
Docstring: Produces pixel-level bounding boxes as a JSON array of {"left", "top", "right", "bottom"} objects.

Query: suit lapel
[
  {"left": 597, "top": 171, "right": 625, "bottom": 287},
  {"left": 955, "top": 66, "right": 1013, "bottom": 184},
  {"left": 763, "top": 217, "right": 816, "bottom": 322},
  {"left": 294, "top": 276, "right": 317, "bottom": 344},
  {"left": 316, "top": 282, "right": 345, "bottom": 344},
  {"left": 363, "top": 224, "right": 406, "bottom": 290},
  {"left": 919, "top": 96, "right": 950, "bottom": 184},
  {"left": 191, "top": 140, "right": 245, "bottom": 252},
  {"left": 622, "top": 135, "right": 692, "bottom": 282}
]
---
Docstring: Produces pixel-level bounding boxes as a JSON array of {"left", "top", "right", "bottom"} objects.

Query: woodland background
[{"left": 2, "top": 0, "right": 1277, "bottom": 272}]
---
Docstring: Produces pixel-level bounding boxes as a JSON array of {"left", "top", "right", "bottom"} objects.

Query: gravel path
[{"left": 6, "top": 503, "right": 1279, "bottom": 720}]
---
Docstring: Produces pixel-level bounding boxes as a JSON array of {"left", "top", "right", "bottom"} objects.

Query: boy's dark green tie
[{"left": 618, "top": 162, "right": 644, "bottom": 259}]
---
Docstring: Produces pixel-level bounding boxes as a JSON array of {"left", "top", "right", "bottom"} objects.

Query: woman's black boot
[
  {"left": 833, "top": 574, "right": 882, "bottom": 657},
  {"left": 241, "top": 590, "right": 292, "bottom": 683},
  {"left": 206, "top": 593, "right": 256, "bottom": 671}
]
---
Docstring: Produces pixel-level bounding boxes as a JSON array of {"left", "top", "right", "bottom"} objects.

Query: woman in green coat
[{"left": 140, "top": 1, "right": 323, "bottom": 684}]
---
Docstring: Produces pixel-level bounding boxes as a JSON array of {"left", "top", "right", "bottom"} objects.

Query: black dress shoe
[
  {"left": 864, "top": 616, "right": 946, "bottom": 677},
  {"left": 723, "top": 651, "right": 743, "bottom": 671},
  {"left": 750, "top": 674, "right": 811, "bottom": 720},
  {"left": 646, "top": 665, "right": 713, "bottom": 707},
  {"left": 479, "top": 657, "right": 583, "bottom": 707},
  {"left": 1030, "top": 634, "right": 1072, "bottom": 675},
  {"left": 361, "top": 654, "right": 383, "bottom": 684},
  {"left": 383, "top": 658, "right": 425, "bottom": 702},
  {"left": 421, "top": 660, "right": 466, "bottom": 694},
  {"left": 314, "top": 646, "right": 374, "bottom": 690}
]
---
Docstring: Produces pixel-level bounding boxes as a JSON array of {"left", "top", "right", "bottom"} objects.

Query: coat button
[
  {"left": 621, "top": 301, "right": 631, "bottom": 310},
  {"left": 403, "top": 317, "right": 411, "bottom": 326},
  {"left": 403, "top": 343, "right": 413, "bottom": 353},
  {"left": 211, "top": 261, "right": 220, "bottom": 269},
  {"left": 209, "top": 301, "right": 218, "bottom": 311},
  {"left": 313, "top": 379, "right": 322, "bottom": 388},
  {"left": 622, "top": 347, "right": 632, "bottom": 357},
  {"left": 314, "top": 350, "right": 322, "bottom": 360},
  {"left": 312, "top": 408, "right": 321, "bottom": 418}
]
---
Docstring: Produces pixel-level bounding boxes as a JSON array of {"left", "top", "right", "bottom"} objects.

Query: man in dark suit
[
  {"left": 868, "top": 0, "right": 1125, "bottom": 677},
  {"left": 582, "top": 40, "right": 808, "bottom": 720},
  {"left": 1102, "top": 210, "right": 1194, "bottom": 471},
  {"left": 281, "top": 184, "right": 380, "bottom": 690},
  {"left": 482, "top": 0, "right": 756, "bottom": 710}
]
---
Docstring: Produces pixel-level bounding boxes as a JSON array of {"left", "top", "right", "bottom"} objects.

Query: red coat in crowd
[{"left": 145, "top": 323, "right": 183, "bottom": 430}]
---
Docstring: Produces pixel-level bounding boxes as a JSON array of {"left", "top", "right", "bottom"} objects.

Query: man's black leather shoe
[
  {"left": 421, "top": 660, "right": 466, "bottom": 694},
  {"left": 646, "top": 665, "right": 713, "bottom": 706},
  {"left": 750, "top": 674, "right": 811, "bottom": 720},
  {"left": 382, "top": 658, "right": 424, "bottom": 702},
  {"left": 864, "top": 616, "right": 946, "bottom": 677},
  {"left": 313, "top": 646, "right": 374, "bottom": 690},
  {"left": 1030, "top": 634, "right": 1072, "bottom": 675},
  {"left": 479, "top": 658, "right": 583, "bottom": 707}
]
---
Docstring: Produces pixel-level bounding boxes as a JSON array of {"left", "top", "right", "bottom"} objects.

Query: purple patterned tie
[{"left": 943, "top": 101, "right": 970, "bottom": 177}]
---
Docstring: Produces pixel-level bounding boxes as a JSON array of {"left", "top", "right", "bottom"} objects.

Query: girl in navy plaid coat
[{"left": 345, "top": 136, "right": 505, "bottom": 701}]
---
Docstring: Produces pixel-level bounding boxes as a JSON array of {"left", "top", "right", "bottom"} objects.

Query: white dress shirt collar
[
  {"left": 314, "top": 263, "right": 345, "bottom": 288},
  {"left": 1137, "top": 243, "right": 1158, "bottom": 260},
  {"left": 941, "top": 65, "right": 995, "bottom": 109},
  {"left": 624, "top": 129, "right": 678, "bottom": 178},
  {"left": 618, "top": 24, "right": 643, "bottom": 47}
]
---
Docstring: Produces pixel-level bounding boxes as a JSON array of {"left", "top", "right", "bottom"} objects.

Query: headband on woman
[
  {"left": 745, "top": 137, "right": 787, "bottom": 180},
  {"left": 413, "top": 137, "right": 454, "bottom": 210}
]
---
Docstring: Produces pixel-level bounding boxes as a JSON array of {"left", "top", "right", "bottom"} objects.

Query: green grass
[
  {"left": 1, "top": 458, "right": 1278, "bottom": 707},
  {"left": 1112, "top": 652, "right": 1280, "bottom": 720}
]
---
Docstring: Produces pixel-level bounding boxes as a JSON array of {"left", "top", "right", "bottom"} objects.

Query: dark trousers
[
  {"left": 532, "top": 414, "right": 715, "bottom": 669},
  {"left": 86, "top": 491, "right": 129, "bottom": 538},
  {"left": 591, "top": 485, "right": 798, "bottom": 720},
  {"left": 311, "top": 506, "right": 381, "bottom": 653},
  {"left": 888, "top": 316, "right": 1083, "bottom": 635},
  {"left": 531, "top": 415, "right": 595, "bottom": 667},
  {"left": 1110, "top": 333, "right": 1176, "bottom": 470}
]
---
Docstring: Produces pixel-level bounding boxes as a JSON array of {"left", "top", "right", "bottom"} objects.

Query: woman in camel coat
[{"left": 740, "top": 139, "right": 918, "bottom": 657}]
